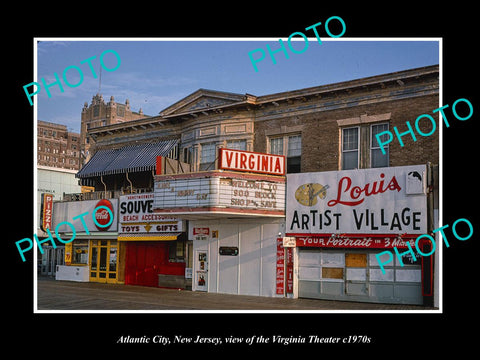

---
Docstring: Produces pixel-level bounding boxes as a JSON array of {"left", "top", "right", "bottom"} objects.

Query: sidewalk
[{"left": 36, "top": 276, "right": 437, "bottom": 311}]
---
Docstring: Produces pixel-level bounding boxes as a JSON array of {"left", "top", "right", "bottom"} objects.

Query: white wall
[{"left": 191, "top": 218, "right": 284, "bottom": 297}]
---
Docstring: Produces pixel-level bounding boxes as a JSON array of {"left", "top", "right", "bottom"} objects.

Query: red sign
[
  {"left": 193, "top": 227, "right": 209, "bottom": 235},
  {"left": 41, "top": 193, "right": 53, "bottom": 232},
  {"left": 219, "top": 148, "right": 285, "bottom": 176},
  {"left": 295, "top": 234, "right": 416, "bottom": 248},
  {"left": 276, "top": 238, "right": 285, "bottom": 295},
  {"left": 94, "top": 199, "right": 114, "bottom": 230},
  {"left": 286, "top": 247, "right": 293, "bottom": 294}
]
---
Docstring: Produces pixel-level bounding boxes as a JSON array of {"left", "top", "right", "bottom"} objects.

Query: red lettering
[
  {"left": 387, "top": 176, "right": 401, "bottom": 192},
  {"left": 274, "top": 158, "right": 281, "bottom": 173},
  {"left": 262, "top": 156, "right": 269, "bottom": 171},
  {"left": 225, "top": 151, "right": 234, "bottom": 167},
  {"left": 248, "top": 154, "right": 255, "bottom": 169},
  {"left": 328, "top": 177, "right": 363, "bottom": 206},
  {"left": 328, "top": 174, "right": 402, "bottom": 207},
  {"left": 240, "top": 153, "right": 247, "bottom": 168}
]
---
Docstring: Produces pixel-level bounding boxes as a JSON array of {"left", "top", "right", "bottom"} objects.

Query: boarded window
[
  {"left": 345, "top": 253, "right": 367, "bottom": 267},
  {"left": 322, "top": 267, "right": 344, "bottom": 279}
]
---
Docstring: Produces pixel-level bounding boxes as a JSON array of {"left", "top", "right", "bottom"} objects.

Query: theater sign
[
  {"left": 153, "top": 148, "right": 285, "bottom": 218},
  {"left": 154, "top": 171, "right": 285, "bottom": 217},
  {"left": 286, "top": 164, "right": 427, "bottom": 237}
]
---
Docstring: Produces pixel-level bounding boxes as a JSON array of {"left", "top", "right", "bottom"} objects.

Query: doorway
[
  {"left": 89, "top": 240, "right": 118, "bottom": 283},
  {"left": 195, "top": 250, "right": 208, "bottom": 291}
]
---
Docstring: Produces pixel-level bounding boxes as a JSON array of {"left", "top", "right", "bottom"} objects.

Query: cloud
[{"left": 37, "top": 41, "right": 71, "bottom": 55}]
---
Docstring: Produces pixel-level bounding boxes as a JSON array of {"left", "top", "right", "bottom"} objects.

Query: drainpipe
[
  {"left": 126, "top": 171, "right": 133, "bottom": 193},
  {"left": 100, "top": 175, "right": 107, "bottom": 199}
]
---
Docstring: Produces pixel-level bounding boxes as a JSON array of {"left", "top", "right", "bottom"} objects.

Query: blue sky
[{"left": 35, "top": 39, "right": 440, "bottom": 133}]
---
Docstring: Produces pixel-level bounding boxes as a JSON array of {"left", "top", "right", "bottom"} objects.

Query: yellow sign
[
  {"left": 294, "top": 183, "right": 329, "bottom": 206},
  {"left": 65, "top": 242, "right": 72, "bottom": 265}
]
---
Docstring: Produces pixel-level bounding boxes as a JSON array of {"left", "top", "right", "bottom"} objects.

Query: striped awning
[{"left": 77, "top": 139, "right": 178, "bottom": 178}]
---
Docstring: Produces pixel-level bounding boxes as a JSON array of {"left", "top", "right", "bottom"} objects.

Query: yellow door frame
[{"left": 89, "top": 240, "right": 118, "bottom": 283}]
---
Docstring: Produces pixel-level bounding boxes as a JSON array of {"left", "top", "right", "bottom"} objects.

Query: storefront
[
  {"left": 53, "top": 198, "right": 120, "bottom": 283},
  {"left": 153, "top": 149, "right": 287, "bottom": 297},
  {"left": 286, "top": 164, "right": 435, "bottom": 305},
  {"left": 118, "top": 192, "right": 189, "bottom": 289}
]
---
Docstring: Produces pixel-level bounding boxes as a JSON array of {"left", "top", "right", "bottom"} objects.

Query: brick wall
[{"left": 254, "top": 93, "right": 439, "bottom": 173}]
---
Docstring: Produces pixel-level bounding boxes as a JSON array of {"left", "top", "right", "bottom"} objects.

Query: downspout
[
  {"left": 100, "top": 175, "right": 107, "bottom": 198},
  {"left": 126, "top": 171, "right": 133, "bottom": 193}
]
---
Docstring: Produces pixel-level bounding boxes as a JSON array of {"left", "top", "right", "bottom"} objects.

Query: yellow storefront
[{"left": 54, "top": 198, "right": 124, "bottom": 284}]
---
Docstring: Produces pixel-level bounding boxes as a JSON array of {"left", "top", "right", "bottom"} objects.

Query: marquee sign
[
  {"left": 286, "top": 165, "right": 427, "bottom": 237},
  {"left": 218, "top": 148, "right": 285, "bottom": 176},
  {"left": 154, "top": 172, "right": 285, "bottom": 216}
]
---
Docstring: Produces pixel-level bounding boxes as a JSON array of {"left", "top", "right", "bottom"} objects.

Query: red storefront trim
[{"left": 289, "top": 233, "right": 420, "bottom": 248}]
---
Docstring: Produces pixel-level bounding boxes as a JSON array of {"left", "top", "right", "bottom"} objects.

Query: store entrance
[
  {"left": 125, "top": 241, "right": 186, "bottom": 288},
  {"left": 89, "top": 240, "right": 118, "bottom": 283}
]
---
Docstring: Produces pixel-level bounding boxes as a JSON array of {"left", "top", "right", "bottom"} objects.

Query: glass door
[{"left": 89, "top": 240, "right": 118, "bottom": 283}]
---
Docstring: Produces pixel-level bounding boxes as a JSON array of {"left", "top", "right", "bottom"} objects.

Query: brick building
[
  {"left": 54, "top": 65, "right": 439, "bottom": 306},
  {"left": 37, "top": 120, "right": 81, "bottom": 171},
  {"left": 252, "top": 65, "right": 439, "bottom": 172},
  {"left": 80, "top": 93, "right": 147, "bottom": 165}
]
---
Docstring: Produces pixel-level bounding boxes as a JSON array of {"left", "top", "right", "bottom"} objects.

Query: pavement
[{"left": 36, "top": 276, "right": 437, "bottom": 311}]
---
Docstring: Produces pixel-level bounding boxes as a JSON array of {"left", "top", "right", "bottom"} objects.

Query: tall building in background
[
  {"left": 80, "top": 93, "right": 147, "bottom": 165},
  {"left": 37, "top": 120, "right": 81, "bottom": 171}
]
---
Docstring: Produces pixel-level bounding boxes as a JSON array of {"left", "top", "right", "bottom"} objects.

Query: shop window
[
  {"left": 71, "top": 240, "right": 89, "bottom": 265},
  {"left": 269, "top": 134, "right": 302, "bottom": 173},
  {"left": 199, "top": 143, "right": 216, "bottom": 171},
  {"left": 169, "top": 240, "right": 185, "bottom": 262}
]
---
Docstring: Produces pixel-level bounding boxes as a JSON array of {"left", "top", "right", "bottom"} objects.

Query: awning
[
  {"left": 77, "top": 139, "right": 178, "bottom": 178},
  {"left": 117, "top": 233, "right": 182, "bottom": 241}
]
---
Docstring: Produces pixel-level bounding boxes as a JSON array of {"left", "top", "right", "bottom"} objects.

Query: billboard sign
[{"left": 286, "top": 165, "right": 427, "bottom": 236}]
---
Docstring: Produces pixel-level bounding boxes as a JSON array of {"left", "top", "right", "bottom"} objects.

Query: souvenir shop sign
[
  {"left": 119, "top": 193, "right": 182, "bottom": 234},
  {"left": 286, "top": 165, "right": 427, "bottom": 236}
]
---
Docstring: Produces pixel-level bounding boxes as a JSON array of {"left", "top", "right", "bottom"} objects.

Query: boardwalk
[{"left": 36, "top": 277, "right": 436, "bottom": 311}]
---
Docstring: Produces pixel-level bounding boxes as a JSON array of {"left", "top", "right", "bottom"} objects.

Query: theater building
[
  {"left": 54, "top": 65, "right": 439, "bottom": 305},
  {"left": 153, "top": 149, "right": 286, "bottom": 297}
]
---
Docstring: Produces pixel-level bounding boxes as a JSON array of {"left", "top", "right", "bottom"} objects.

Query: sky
[{"left": 34, "top": 39, "right": 440, "bottom": 134}]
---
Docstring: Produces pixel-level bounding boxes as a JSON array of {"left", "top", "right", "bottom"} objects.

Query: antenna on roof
[{"left": 98, "top": 60, "right": 102, "bottom": 94}]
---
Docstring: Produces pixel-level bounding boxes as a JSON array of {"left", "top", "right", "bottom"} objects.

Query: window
[
  {"left": 183, "top": 147, "right": 193, "bottom": 165},
  {"left": 226, "top": 139, "right": 246, "bottom": 151},
  {"left": 72, "top": 240, "right": 89, "bottom": 264},
  {"left": 342, "top": 127, "right": 359, "bottom": 170},
  {"left": 371, "top": 123, "right": 389, "bottom": 168},
  {"left": 199, "top": 143, "right": 216, "bottom": 170},
  {"left": 340, "top": 122, "right": 390, "bottom": 170},
  {"left": 270, "top": 137, "right": 283, "bottom": 155},
  {"left": 169, "top": 240, "right": 185, "bottom": 262},
  {"left": 287, "top": 134, "right": 302, "bottom": 173},
  {"left": 269, "top": 134, "right": 302, "bottom": 173}
]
